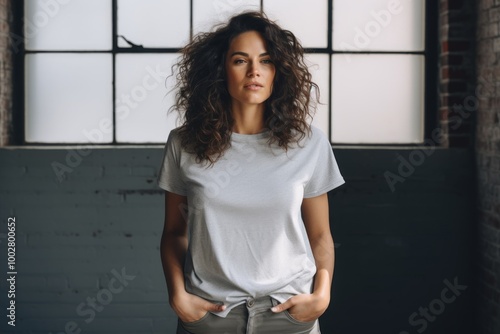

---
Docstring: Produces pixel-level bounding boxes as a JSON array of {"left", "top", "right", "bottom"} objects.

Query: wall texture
[
  {"left": 475, "top": 0, "right": 500, "bottom": 332},
  {"left": 0, "top": 147, "right": 475, "bottom": 334},
  {"left": 0, "top": 0, "right": 12, "bottom": 146},
  {"left": 439, "top": 0, "right": 477, "bottom": 148}
]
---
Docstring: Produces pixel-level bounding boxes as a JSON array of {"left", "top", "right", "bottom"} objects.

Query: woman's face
[{"left": 225, "top": 30, "right": 276, "bottom": 110}]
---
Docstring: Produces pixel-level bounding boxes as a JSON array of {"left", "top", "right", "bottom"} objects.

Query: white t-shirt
[{"left": 157, "top": 125, "right": 345, "bottom": 317}]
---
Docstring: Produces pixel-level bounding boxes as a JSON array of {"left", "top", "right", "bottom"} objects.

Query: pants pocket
[
  {"left": 179, "top": 311, "right": 211, "bottom": 333},
  {"left": 271, "top": 298, "right": 317, "bottom": 326},
  {"left": 284, "top": 309, "right": 317, "bottom": 326}
]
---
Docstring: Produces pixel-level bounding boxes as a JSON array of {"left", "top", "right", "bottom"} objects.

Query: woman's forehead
[{"left": 227, "top": 31, "right": 269, "bottom": 54}]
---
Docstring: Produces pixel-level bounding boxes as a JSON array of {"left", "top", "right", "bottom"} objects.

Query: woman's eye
[
  {"left": 261, "top": 59, "right": 273, "bottom": 64},
  {"left": 234, "top": 59, "right": 245, "bottom": 64}
]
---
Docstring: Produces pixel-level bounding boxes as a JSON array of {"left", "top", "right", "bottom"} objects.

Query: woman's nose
[{"left": 247, "top": 62, "right": 260, "bottom": 77}]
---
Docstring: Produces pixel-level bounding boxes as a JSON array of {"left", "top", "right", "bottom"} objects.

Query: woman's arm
[
  {"left": 302, "top": 192, "right": 334, "bottom": 306},
  {"left": 271, "top": 192, "right": 334, "bottom": 321},
  {"left": 160, "top": 191, "right": 225, "bottom": 322},
  {"left": 160, "top": 191, "right": 189, "bottom": 303}
]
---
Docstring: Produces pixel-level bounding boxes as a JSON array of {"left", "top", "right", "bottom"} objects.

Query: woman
[{"left": 157, "top": 11, "right": 345, "bottom": 334}]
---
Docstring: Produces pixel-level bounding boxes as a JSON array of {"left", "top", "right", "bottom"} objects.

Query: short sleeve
[
  {"left": 156, "top": 129, "right": 187, "bottom": 196},
  {"left": 303, "top": 129, "right": 345, "bottom": 198}
]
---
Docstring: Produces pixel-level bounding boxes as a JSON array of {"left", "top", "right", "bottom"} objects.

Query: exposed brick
[
  {"left": 441, "top": 81, "right": 469, "bottom": 93},
  {"left": 441, "top": 67, "right": 469, "bottom": 80},
  {"left": 479, "top": 0, "right": 494, "bottom": 9},
  {"left": 441, "top": 95, "right": 472, "bottom": 110},
  {"left": 442, "top": 40, "right": 472, "bottom": 52},
  {"left": 494, "top": 38, "right": 500, "bottom": 52},
  {"left": 490, "top": 7, "right": 500, "bottom": 22},
  {"left": 441, "top": 0, "right": 466, "bottom": 12},
  {"left": 439, "top": 107, "right": 450, "bottom": 121},
  {"left": 477, "top": 0, "right": 500, "bottom": 319},
  {"left": 442, "top": 54, "right": 464, "bottom": 66},
  {"left": 440, "top": 0, "right": 477, "bottom": 151}
]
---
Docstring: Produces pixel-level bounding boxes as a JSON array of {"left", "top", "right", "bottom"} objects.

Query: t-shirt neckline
[{"left": 230, "top": 129, "right": 270, "bottom": 142}]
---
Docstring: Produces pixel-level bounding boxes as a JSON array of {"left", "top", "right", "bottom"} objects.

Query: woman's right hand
[{"left": 170, "top": 291, "right": 226, "bottom": 323}]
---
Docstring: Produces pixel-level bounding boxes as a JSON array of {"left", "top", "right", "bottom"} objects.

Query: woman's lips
[{"left": 244, "top": 84, "right": 263, "bottom": 90}]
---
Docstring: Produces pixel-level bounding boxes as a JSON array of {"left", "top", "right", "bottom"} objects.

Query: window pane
[
  {"left": 333, "top": 0, "right": 425, "bottom": 52},
  {"left": 305, "top": 54, "right": 329, "bottom": 136},
  {"left": 115, "top": 54, "right": 180, "bottom": 143},
  {"left": 117, "top": 0, "right": 190, "bottom": 48},
  {"left": 331, "top": 54, "right": 424, "bottom": 143},
  {"left": 24, "top": 0, "right": 112, "bottom": 51},
  {"left": 25, "top": 54, "right": 113, "bottom": 143},
  {"left": 193, "top": 0, "right": 260, "bottom": 35},
  {"left": 264, "top": 0, "right": 328, "bottom": 48}
]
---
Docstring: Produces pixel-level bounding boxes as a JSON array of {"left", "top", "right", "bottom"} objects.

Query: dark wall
[
  {"left": 0, "top": 147, "right": 475, "bottom": 334},
  {"left": 324, "top": 147, "right": 475, "bottom": 334}
]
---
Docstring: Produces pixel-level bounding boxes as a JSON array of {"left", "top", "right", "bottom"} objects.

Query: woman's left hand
[{"left": 270, "top": 292, "right": 330, "bottom": 322}]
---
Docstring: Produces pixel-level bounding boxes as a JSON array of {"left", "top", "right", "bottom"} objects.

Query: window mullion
[{"left": 112, "top": 0, "right": 117, "bottom": 144}]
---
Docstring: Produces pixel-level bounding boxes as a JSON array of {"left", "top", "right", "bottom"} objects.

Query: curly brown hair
[{"left": 170, "top": 11, "right": 319, "bottom": 165}]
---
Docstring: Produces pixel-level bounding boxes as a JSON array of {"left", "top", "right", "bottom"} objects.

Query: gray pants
[{"left": 176, "top": 296, "right": 321, "bottom": 334}]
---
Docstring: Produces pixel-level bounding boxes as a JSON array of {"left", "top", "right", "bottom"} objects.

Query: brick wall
[
  {"left": 0, "top": 0, "right": 12, "bottom": 146},
  {"left": 0, "top": 148, "right": 179, "bottom": 333},
  {"left": 475, "top": 0, "right": 500, "bottom": 333},
  {"left": 0, "top": 147, "right": 475, "bottom": 334},
  {"left": 439, "top": 0, "right": 477, "bottom": 148}
]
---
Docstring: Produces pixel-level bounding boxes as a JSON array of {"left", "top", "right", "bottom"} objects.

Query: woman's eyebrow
[{"left": 230, "top": 51, "right": 270, "bottom": 57}]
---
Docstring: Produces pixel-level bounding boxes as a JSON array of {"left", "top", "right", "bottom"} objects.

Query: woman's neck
[{"left": 231, "top": 103, "right": 265, "bottom": 134}]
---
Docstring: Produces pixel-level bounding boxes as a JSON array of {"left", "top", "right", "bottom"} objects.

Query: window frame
[
  {"left": 313, "top": 0, "right": 438, "bottom": 146},
  {"left": 11, "top": 0, "right": 438, "bottom": 146}
]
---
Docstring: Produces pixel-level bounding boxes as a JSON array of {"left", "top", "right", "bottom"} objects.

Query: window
[
  {"left": 18, "top": 0, "right": 435, "bottom": 145},
  {"left": 330, "top": 0, "right": 427, "bottom": 144}
]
